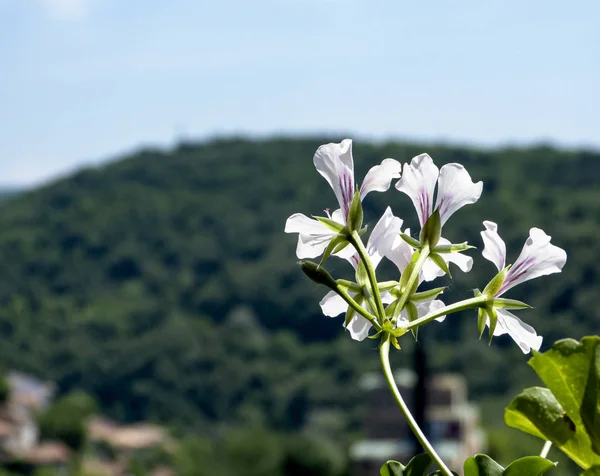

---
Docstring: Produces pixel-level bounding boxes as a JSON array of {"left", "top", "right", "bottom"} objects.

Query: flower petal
[
  {"left": 436, "top": 163, "right": 483, "bottom": 226},
  {"left": 480, "top": 221, "right": 506, "bottom": 272},
  {"left": 395, "top": 154, "right": 439, "bottom": 227},
  {"left": 285, "top": 213, "right": 331, "bottom": 235},
  {"left": 499, "top": 228, "right": 567, "bottom": 295},
  {"left": 313, "top": 139, "right": 355, "bottom": 222},
  {"left": 417, "top": 298, "right": 446, "bottom": 322},
  {"left": 493, "top": 309, "right": 543, "bottom": 353},
  {"left": 296, "top": 233, "right": 335, "bottom": 259},
  {"left": 386, "top": 228, "right": 415, "bottom": 274},
  {"left": 345, "top": 315, "right": 372, "bottom": 341},
  {"left": 360, "top": 158, "right": 402, "bottom": 199},
  {"left": 444, "top": 249, "right": 474, "bottom": 273},
  {"left": 319, "top": 290, "right": 348, "bottom": 317},
  {"left": 398, "top": 298, "right": 446, "bottom": 325},
  {"left": 366, "top": 207, "right": 403, "bottom": 269},
  {"left": 381, "top": 291, "right": 395, "bottom": 305},
  {"left": 420, "top": 237, "right": 473, "bottom": 281},
  {"left": 285, "top": 213, "right": 338, "bottom": 258},
  {"left": 421, "top": 259, "right": 446, "bottom": 282}
]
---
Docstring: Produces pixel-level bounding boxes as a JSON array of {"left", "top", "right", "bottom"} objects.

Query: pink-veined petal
[
  {"left": 366, "top": 207, "right": 403, "bottom": 269},
  {"left": 345, "top": 315, "right": 372, "bottom": 341},
  {"left": 436, "top": 163, "right": 483, "bottom": 226},
  {"left": 319, "top": 290, "right": 349, "bottom": 317},
  {"left": 493, "top": 309, "right": 543, "bottom": 354},
  {"left": 386, "top": 228, "right": 414, "bottom": 275},
  {"left": 313, "top": 139, "right": 355, "bottom": 222},
  {"left": 481, "top": 221, "right": 506, "bottom": 272},
  {"left": 360, "top": 158, "right": 402, "bottom": 199},
  {"left": 395, "top": 154, "right": 439, "bottom": 227},
  {"left": 499, "top": 227, "right": 567, "bottom": 296}
]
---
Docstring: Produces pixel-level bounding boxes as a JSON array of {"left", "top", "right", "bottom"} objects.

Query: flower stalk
[
  {"left": 350, "top": 230, "right": 387, "bottom": 322},
  {"left": 393, "top": 243, "right": 431, "bottom": 322},
  {"left": 379, "top": 335, "right": 454, "bottom": 476},
  {"left": 401, "top": 295, "right": 486, "bottom": 331},
  {"left": 336, "top": 285, "right": 382, "bottom": 332}
]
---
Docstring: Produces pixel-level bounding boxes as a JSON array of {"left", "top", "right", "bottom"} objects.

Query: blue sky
[{"left": 1, "top": 0, "right": 598, "bottom": 186}]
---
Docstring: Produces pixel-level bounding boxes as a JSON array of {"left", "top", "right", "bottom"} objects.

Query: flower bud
[{"left": 299, "top": 260, "right": 337, "bottom": 289}]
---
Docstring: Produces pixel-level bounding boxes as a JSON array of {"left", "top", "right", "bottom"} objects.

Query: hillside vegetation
[{"left": 0, "top": 138, "right": 597, "bottom": 444}]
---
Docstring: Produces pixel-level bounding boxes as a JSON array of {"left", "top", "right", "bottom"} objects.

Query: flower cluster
[{"left": 285, "top": 139, "right": 567, "bottom": 353}]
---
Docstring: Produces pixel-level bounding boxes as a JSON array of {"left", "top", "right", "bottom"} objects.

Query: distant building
[
  {"left": 349, "top": 369, "right": 486, "bottom": 476},
  {"left": 85, "top": 416, "right": 171, "bottom": 475},
  {"left": 0, "top": 372, "right": 70, "bottom": 472}
]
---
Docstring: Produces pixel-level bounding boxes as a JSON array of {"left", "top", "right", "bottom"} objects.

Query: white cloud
[{"left": 40, "top": 0, "right": 89, "bottom": 21}]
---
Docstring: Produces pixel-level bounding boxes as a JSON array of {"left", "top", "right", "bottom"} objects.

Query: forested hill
[{"left": 0, "top": 138, "right": 597, "bottom": 431}]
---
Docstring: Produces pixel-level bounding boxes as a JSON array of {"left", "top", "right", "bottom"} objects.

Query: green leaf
[
  {"left": 318, "top": 234, "right": 350, "bottom": 267},
  {"left": 429, "top": 253, "right": 452, "bottom": 278},
  {"left": 419, "top": 209, "right": 441, "bottom": 247},
  {"left": 411, "top": 287, "right": 445, "bottom": 302},
  {"left": 482, "top": 265, "right": 511, "bottom": 299},
  {"left": 581, "top": 466, "right": 600, "bottom": 475},
  {"left": 505, "top": 386, "right": 576, "bottom": 443},
  {"left": 489, "top": 298, "right": 533, "bottom": 310},
  {"left": 582, "top": 340, "right": 600, "bottom": 455},
  {"left": 344, "top": 295, "right": 363, "bottom": 327},
  {"left": 486, "top": 307, "right": 498, "bottom": 344},
  {"left": 406, "top": 301, "right": 419, "bottom": 339},
  {"left": 428, "top": 471, "right": 458, "bottom": 476},
  {"left": 432, "top": 241, "right": 474, "bottom": 253},
  {"left": 401, "top": 233, "right": 422, "bottom": 249},
  {"left": 347, "top": 189, "right": 363, "bottom": 232},
  {"left": 529, "top": 336, "right": 600, "bottom": 467},
  {"left": 378, "top": 280, "right": 400, "bottom": 292},
  {"left": 380, "top": 460, "right": 404, "bottom": 475},
  {"left": 464, "top": 454, "right": 503, "bottom": 476},
  {"left": 502, "top": 456, "right": 556, "bottom": 475},
  {"left": 404, "top": 453, "right": 432, "bottom": 475},
  {"left": 314, "top": 215, "right": 345, "bottom": 233},
  {"left": 399, "top": 251, "right": 420, "bottom": 291},
  {"left": 477, "top": 308, "right": 487, "bottom": 339}
]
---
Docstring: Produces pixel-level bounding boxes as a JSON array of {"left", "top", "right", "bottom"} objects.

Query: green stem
[
  {"left": 350, "top": 230, "right": 386, "bottom": 321},
  {"left": 335, "top": 285, "right": 381, "bottom": 332},
  {"left": 379, "top": 336, "right": 453, "bottom": 476},
  {"left": 401, "top": 296, "right": 485, "bottom": 331},
  {"left": 394, "top": 244, "right": 430, "bottom": 322}
]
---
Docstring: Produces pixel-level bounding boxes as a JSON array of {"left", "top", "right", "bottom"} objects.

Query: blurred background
[{"left": 0, "top": 1, "right": 598, "bottom": 475}]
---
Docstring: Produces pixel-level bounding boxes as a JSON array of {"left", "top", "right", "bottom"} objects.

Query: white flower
[
  {"left": 480, "top": 221, "right": 567, "bottom": 353},
  {"left": 319, "top": 207, "right": 402, "bottom": 341},
  {"left": 396, "top": 154, "right": 483, "bottom": 228},
  {"left": 395, "top": 154, "right": 482, "bottom": 278},
  {"left": 285, "top": 139, "right": 402, "bottom": 259},
  {"left": 386, "top": 230, "right": 446, "bottom": 325}
]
